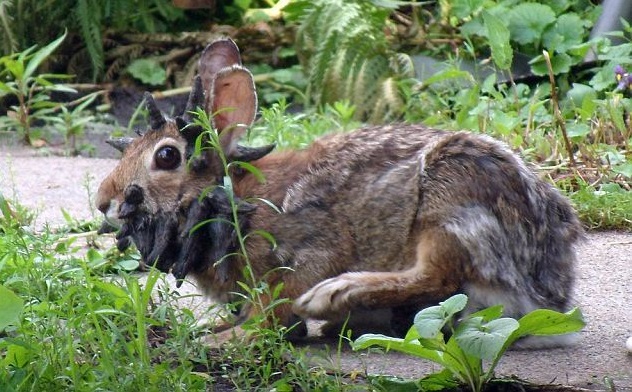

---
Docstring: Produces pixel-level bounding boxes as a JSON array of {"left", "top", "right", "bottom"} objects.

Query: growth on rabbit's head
[{"left": 95, "top": 38, "right": 272, "bottom": 271}]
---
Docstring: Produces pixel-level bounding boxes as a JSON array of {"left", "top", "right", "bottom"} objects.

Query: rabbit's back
[{"left": 281, "top": 125, "right": 580, "bottom": 316}]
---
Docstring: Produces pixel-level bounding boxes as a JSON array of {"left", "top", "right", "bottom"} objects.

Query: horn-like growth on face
[
  {"left": 172, "top": 187, "right": 257, "bottom": 287},
  {"left": 106, "top": 137, "right": 134, "bottom": 153},
  {"left": 145, "top": 92, "right": 166, "bottom": 130},
  {"left": 182, "top": 75, "right": 205, "bottom": 123}
]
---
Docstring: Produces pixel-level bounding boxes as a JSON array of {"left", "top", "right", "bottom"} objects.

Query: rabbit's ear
[
  {"left": 198, "top": 38, "right": 257, "bottom": 157},
  {"left": 198, "top": 38, "right": 242, "bottom": 96},
  {"left": 210, "top": 65, "right": 257, "bottom": 156}
]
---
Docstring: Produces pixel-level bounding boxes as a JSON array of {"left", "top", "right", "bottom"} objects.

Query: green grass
[
  {"left": 0, "top": 190, "right": 363, "bottom": 391},
  {"left": 568, "top": 183, "right": 632, "bottom": 230}
]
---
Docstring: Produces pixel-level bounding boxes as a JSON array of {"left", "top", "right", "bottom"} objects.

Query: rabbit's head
[{"left": 95, "top": 38, "right": 272, "bottom": 266}]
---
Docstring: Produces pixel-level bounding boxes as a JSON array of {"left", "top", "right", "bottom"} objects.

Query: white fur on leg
[{"left": 293, "top": 273, "right": 361, "bottom": 319}]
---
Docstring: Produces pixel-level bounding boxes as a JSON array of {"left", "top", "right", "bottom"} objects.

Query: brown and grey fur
[{"left": 96, "top": 38, "right": 582, "bottom": 347}]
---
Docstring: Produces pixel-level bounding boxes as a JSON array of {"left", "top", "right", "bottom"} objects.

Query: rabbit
[{"left": 96, "top": 38, "right": 583, "bottom": 347}]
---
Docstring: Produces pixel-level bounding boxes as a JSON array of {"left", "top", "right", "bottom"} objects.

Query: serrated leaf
[
  {"left": 483, "top": 11, "right": 513, "bottom": 70},
  {"left": 508, "top": 3, "right": 556, "bottom": 45},
  {"left": 0, "top": 284, "right": 24, "bottom": 331}
]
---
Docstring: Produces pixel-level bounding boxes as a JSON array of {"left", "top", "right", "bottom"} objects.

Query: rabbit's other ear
[
  {"left": 198, "top": 38, "right": 242, "bottom": 97},
  {"left": 198, "top": 37, "right": 257, "bottom": 158},
  {"left": 210, "top": 66, "right": 257, "bottom": 156}
]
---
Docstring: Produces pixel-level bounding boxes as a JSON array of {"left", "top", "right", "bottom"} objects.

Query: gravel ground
[{"left": 1, "top": 145, "right": 631, "bottom": 390}]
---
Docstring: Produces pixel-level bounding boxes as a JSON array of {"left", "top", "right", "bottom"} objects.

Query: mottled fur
[{"left": 96, "top": 39, "right": 582, "bottom": 347}]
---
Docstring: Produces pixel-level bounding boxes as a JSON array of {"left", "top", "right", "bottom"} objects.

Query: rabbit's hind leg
[{"left": 292, "top": 227, "right": 467, "bottom": 322}]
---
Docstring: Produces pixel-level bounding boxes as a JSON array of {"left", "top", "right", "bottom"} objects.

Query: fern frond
[
  {"left": 0, "top": 0, "right": 16, "bottom": 54},
  {"left": 76, "top": 0, "right": 104, "bottom": 80},
  {"left": 295, "top": 0, "right": 411, "bottom": 122}
]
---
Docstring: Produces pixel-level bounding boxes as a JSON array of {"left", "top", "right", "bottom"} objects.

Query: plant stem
[{"left": 542, "top": 50, "right": 576, "bottom": 168}]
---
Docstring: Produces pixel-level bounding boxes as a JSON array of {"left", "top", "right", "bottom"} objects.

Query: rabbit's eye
[{"left": 154, "top": 146, "right": 181, "bottom": 170}]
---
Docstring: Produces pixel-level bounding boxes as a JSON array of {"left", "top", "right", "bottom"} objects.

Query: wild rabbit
[{"left": 96, "top": 38, "right": 583, "bottom": 347}]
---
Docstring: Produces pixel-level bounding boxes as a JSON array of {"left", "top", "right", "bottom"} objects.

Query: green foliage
[
  {"left": 439, "top": 0, "right": 596, "bottom": 76},
  {"left": 1, "top": 0, "right": 186, "bottom": 80},
  {"left": 49, "top": 92, "right": 99, "bottom": 155},
  {"left": 250, "top": 98, "right": 360, "bottom": 149},
  {"left": 567, "top": 182, "right": 632, "bottom": 230},
  {"left": 289, "top": 0, "right": 414, "bottom": 122},
  {"left": 0, "top": 285, "right": 23, "bottom": 332},
  {"left": 354, "top": 294, "right": 585, "bottom": 392},
  {"left": 126, "top": 58, "right": 167, "bottom": 86},
  {"left": 0, "top": 32, "right": 75, "bottom": 145}
]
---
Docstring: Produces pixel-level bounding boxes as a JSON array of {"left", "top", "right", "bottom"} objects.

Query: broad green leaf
[
  {"left": 513, "top": 307, "right": 584, "bottom": 339},
  {"left": 508, "top": 3, "right": 556, "bottom": 45},
  {"left": 613, "top": 162, "right": 632, "bottom": 178},
  {"left": 530, "top": 52, "right": 572, "bottom": 76},
  {"left": 451, "top": 0, "right": 485, "bottom": 18},
  {"left": 547, "top": 0, "right": 571, "bottom": 14},
  {"left": 566, "top": 123, "right": 591, "bottom": 139},
  {"left": 444, "top": 335, "right": 481, "bottom": 383},
  {"left": 24, "top": 31, "right": 67, "bottom": 81},
  {"left": 353, "top": 334, "right": 448, "bottom": 366},
  {"left": 599, "top": 183, "right": 626, "bottom": 194},
  {"left": 483, "top": 11, "right": 513, "bottom": 70},
  {"left": 0, "top": 284, "right": 24, "bottom": 331},
  {"left": 3, "top": 342, "right": 30, "bottom": 368},
  {"left": 369, "top": 375, "right": 421, "bottom": 392},
  {"left": 542, "top": 13, "right": 586, "bottom": 54},
  {"left": 115, "top": 258, "right": 140, "bottom": 271},
  {"left": 468, "top": 304, "right": 504, "bottom": 322},
  {"left": 127, "top": 58, "right": 167, "bottom": 86},
  {"left": 454, "top": 317, "right": 519, "bottom": 361},
  {"left": 424, "top": 68, "right": 475, "bottom": 87},
  {"left": 414, "top": 294, "right": 467, "bottom": 338},
  {"left": 566, "top": 83, "right": 597, "bottom": 120},
  {"left": 418, "top": 369, "right": 460, "bottom": 391},
  {"left": 602, "top": 150, "right": 626, "bottom": 165}
]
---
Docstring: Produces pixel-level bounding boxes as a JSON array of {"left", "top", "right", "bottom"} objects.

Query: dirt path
[{"left": 1, "top": 146, "right": 631, "bottom": 390}]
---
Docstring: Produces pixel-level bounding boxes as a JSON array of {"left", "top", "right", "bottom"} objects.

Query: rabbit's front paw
[{"left": 293, "top": 274, "right": 359, "bottom": 319}]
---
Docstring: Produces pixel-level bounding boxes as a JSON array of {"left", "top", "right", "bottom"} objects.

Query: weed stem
[{"left": 542, "top": 50, "right": 576, "bottom": 168}]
